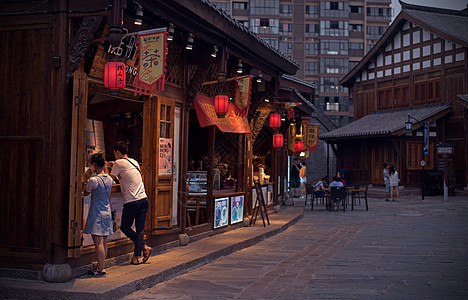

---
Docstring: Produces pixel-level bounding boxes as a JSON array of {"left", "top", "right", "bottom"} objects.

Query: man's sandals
[{"left": 142, "top": 248, "right": 152, "bottom": 263}]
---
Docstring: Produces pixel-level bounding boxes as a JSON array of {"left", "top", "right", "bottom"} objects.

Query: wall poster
[
  {"left": 159, "top": 138, "right": 172, "bottom": 175},
  {"left": 230, "top": 195, "right": 244, "bottom": 224},
  {"left": 214, "top": 197, "right": 229, "bottom": 229}
]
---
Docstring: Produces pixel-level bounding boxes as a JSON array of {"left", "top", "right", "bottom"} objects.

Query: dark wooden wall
[{"left": 0, "top": 20, "right": 51, "bottom": 267}]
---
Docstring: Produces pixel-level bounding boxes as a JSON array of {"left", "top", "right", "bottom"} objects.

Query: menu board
[
  {"left": 214, "top": 197, "right": 229, "bottom": 229},
  {"left": 230, "top": 195, "right": 244, "bottom": 224}
]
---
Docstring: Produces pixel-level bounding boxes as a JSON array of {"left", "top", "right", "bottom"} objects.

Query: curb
[{"left": 0, "top": 210, "right": 303, "bottom": 300}]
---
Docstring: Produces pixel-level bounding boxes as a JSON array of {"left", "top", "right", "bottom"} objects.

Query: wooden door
[
  {"left": 67, "top": 70, "right": 88, "bottom": 257},
  {"left": 153, "top": 97, "right": 175, "bottom": 230},
  {"left": 371, "top": 141, "right": 399, "bottom": 185}
]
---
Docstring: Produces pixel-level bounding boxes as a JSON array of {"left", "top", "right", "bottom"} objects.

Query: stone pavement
[
  {"left": 0, "top": 203, "right": 303, "bottom": 300},
  {"left": 122, "top": 191, "right": 468, "bottom": 299},
  {"left": 1, "top": 189, "right": 467, "bottom": 299}
]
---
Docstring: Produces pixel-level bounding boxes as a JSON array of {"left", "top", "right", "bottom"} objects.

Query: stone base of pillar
[
  {"left": 179, "top": 233, "right": 189, "bottom": 246},
  {"left": 42, "top": 263, "right": 72, "bottom": 283}
]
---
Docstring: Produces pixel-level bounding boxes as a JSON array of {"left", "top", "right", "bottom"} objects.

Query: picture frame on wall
[
  {"left": 230, "top": 195, "right": 244, "bottom": 224},
  {"left": 214, "top": 197, "right": 229, "bottom": 229}
]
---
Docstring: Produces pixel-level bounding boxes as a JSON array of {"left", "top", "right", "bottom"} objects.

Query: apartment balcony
[
  {"left": 349, "top": 31, "right": 364, "bottom": 39},
  {"left": 349, "top": 12, "right": 363, "bottom": 20}
]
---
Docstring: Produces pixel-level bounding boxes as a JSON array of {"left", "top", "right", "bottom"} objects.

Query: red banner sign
[
  {"left": 235, "top": 75, "right": 252, "bottom": 114},
  {"left": 194, "top": 94, "right": 250, "bottom": 134},
  {"left": 305, "top": 124, "right": 319, "bottom": 152}
]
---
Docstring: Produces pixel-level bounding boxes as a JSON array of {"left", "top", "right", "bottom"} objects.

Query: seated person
[
  {"left": 329, "top": 176, "right": 344, "bottom": 187},
  {"left": 313, "top": 177, "right": 329, "bottom": 197},
  {"left": 329, "top": 176, "right": 344, "bottom": 210}
]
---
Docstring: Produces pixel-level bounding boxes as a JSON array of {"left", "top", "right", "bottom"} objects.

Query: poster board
[
  {"left": 230, "top": 195, "right": 244, "bottom": 224},
  {"left": 159, "top": 138, "right": 173, "bottom": 175},
  {"left": 214, "top": 197, "right": 229, "bottom": 229}
]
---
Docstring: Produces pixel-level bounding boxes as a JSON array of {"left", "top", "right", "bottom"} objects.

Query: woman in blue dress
[{"left": 82, "top": 152, "right": 114, "bottom": 276}]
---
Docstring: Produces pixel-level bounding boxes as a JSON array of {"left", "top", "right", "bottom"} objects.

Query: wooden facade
[
  {"left": 0, "top": 0, "right": 302, "bottom": 280},
  {"left": 322, "top": 2, "right": 468, "bottom": 192}
]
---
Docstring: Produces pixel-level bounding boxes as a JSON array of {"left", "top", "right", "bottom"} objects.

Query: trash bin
[{"left": 423, "top": 170, "right": 443, "bottom": 196}]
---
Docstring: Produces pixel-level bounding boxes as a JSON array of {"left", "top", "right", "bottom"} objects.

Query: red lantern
[
  {"left": 294, "top": 140, "right": 303, "bottom": 152},
  {"left": 104, "top": 62, "right": 126, "bottom": 88},
  {"left": 269, "top": 113, "right": 281, "bottom": 128},
  {"left": 273, "top": 134, "right": 283, "bottom": 148},
  {"left": 215, "top": 95, "right": 229, "bottom": 118}
]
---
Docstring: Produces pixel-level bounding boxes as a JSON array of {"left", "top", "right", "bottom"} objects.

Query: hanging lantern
[
  {"left": 104, "top": 61, "right": 126, "bottom": 89},
  {"left": 215, "top": 95, "right": 229, "bottom": 118},
  {"left": 294, "top": 140, "right": 303, "bottom": 152},
  {"left": 273, "top": 134, "right": 283, "bottom": 148},
  {"left": 269, "top": 113, "right": 281, "bottom": 128}
]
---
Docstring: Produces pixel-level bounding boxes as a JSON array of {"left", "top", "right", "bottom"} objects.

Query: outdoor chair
[
  {"left": 310, "top": 190, "right": 326, "bottom": 211},
  {"left": 351, "top": 186, "right": 369, "bottom": 211},
  {"left": 329, "top": 186, "right": 347, "bottom": 211},
  {"left": 305, "top": 184, "right": 324, "bottom": 210}
]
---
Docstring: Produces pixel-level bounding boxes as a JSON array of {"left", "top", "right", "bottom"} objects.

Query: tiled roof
[
  {"left": 341, "top": 1, "right": 468, "bottom": 86},
  {"left": 200, "top": 0, "right": 300, "bottom": 69},
  {"left": 282, "top": 75, "right": 316, "bottom": 89},
  {"left": 320, "top": 103, "right": 451, "bottom": 140},
  {"left": 402, "top": 1, "right": 468, "bottom": 45}
]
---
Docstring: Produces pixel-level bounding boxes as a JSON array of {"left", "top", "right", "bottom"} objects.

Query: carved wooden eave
[{"left": 66, "top": 15, "right": 103, "bottom": 83}]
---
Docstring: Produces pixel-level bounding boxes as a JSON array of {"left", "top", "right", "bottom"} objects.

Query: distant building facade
[
  {"left": 321, "top": 1, "right": 468, "bottom": 192},
  {"left": 212, "top": 0, "right": 392, "bottom": 127}
]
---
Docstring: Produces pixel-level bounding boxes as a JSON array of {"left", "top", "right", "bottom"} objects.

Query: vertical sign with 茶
[
  {"left": 159, "top": 138, "right": 172, "bottom": 176},
  {"left": 135, "top": 29, "right": 167, "bottom": 95},
  {"left": 305, "top": 124, "right": 319, "bottom": 152}
]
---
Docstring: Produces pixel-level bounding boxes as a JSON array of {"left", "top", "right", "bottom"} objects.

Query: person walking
[
  {"left": 290, "top": 158, "right": 301, "bottom": 198},
  {"left": 110, "top": 141, "right": 152, "bottom": 265},
  {"left": 299, "top": 162, "right": 307, "bottom": 199},
  {"left": 82, "top": 152, "right": 114, "bottom": 276},
  {"left": 389, "top": 165, "right": 400, "bottom": 201},
  {"left": 383, "top": 163, "right": 391, "bottom": 201}
]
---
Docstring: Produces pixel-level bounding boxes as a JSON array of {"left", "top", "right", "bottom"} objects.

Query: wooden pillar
[
  {"left": 206, "top": 126, "right": 215, "bottom": 223},
  {"left": 47, "top": 0, "right": 71, "bottom": 265}
]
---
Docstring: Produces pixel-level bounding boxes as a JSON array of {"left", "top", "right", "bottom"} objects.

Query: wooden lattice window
[{"left": 406, "top": 142, "right": 434, "bottom": 170}]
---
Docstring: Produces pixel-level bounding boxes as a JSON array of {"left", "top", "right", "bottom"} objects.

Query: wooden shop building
[{"left": 0, "top": 0, "right": 303, "bottom": 281}]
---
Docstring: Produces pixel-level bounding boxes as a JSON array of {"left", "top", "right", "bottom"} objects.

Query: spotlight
[
  {"left": 167, "top": 23, "right": 174, "bottom": 41},
  {"left": 257, "top": 71, "right": 262, "bottom": 83},
  {"left": 264, "top": 98, "right": 270, "bottom": 102},
  {"left": 211, "top": 45, "right": 218, "bottom": 58},
  {"left": 186, "top": 33, "right": 194, "bottom": 50},
  {"left": 237, "top": 59, "right": 243, "bottom": 74},
  {"left": 134, "top": 2, "right": 143, "bottom": 25}
]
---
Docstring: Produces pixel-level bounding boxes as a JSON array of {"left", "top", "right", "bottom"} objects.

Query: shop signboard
[
  {"left": 230, "top": 195, "right": 244, "bottom": 224},
  {"left": 159, "top": 138, "right": 173, "bottom": 176},
  {"left": 423, "top": 122, "right": 429, "bottom": 157},
  {"left": 136, "top": 29, "right": 168, "bottom": 95},
  {"left": 214, "top": 197, "right": 229, "bottom": 228},
  {"left": 305, "top": 124, "right": 319, "bottom": 152},
  {"left": 235, "top": 75, "right": 252, "bottom": 114}
]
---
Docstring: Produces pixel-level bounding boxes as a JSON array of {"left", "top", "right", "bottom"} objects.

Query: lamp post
[{"left": 405, "top": 115, "right": 428, "bottom": 200}]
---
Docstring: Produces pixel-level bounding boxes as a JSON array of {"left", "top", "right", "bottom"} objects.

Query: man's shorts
[{"left": 385, "top": 181, "right": 390, "bottom": 192}]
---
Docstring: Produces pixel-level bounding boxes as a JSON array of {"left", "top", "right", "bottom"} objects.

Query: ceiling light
[
  {"left": 237, "top": 59, "right": 243, "bottom": 74},
  {"left": 134, "top": 2, "right": 143, "bottom": 25},
  {"left": 211, "top": 45, "right": 218, "bottom": 58},
  {"left": 257, "top": 71, "right": 262, "bottom": 83},
  {"left": 167, "top": 23, "right": 174, "bottom": 41},
  {"left": 186, "top": 33, "right": 194, "bottom": 50}
]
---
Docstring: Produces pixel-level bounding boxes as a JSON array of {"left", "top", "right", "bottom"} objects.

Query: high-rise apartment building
[{"left": 212, "top": 0, "right": 392, "bottom": 126}]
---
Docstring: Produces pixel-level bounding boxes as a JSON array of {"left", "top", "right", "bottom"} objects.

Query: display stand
[{"left": 250, "top": 180, "right": 270, "bottom": 227}]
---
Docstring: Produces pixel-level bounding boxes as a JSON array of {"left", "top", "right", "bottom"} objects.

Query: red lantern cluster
[
  {"left": 104, "top": 62, "right": 126, "bottom": 89},
  {"left": 273, "top": 134, "right": 283, "bottom": 148},
  {"left": 294, "top": 140, "right": 303, "bottom": 152},
  {"left": 215, "top": 95, "right": 229, "bottom": 118},
  {"left": 269, "top": 113, "right": 281, "bottom": 128}
]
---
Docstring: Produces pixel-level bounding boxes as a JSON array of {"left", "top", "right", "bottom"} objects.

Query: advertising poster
[
  {"left": 230, "top": 195, "right": 244, "bottom": 224},
  {"left": 159, "top": 138, "right": 173, "bottom": 175},
  {"left": 214, "top": 197, "right": 229, "bottom": 229}
]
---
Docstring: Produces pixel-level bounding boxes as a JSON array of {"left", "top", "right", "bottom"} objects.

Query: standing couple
[
  {"left": 383, "top": 163, "right": 400, "bottom": 202},
  {"left": 82, "top": 141, "right": 152, "bottom": 276}
]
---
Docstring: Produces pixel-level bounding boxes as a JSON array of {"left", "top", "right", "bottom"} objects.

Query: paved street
[{"left": 123, "top": 196, "right": 468, "bottom": 299}]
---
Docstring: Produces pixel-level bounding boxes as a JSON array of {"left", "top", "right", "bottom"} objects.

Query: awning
[
  {"left": 194, "top": 93, "right": 250, "bottom": 134},
  {"left": 320, "top": 103, "right": 451, "bottom": 141}
]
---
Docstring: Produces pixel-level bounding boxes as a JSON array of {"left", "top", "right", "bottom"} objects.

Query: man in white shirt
[{"left": 110, "top": 141, "right": 151, "bottom": 265}]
